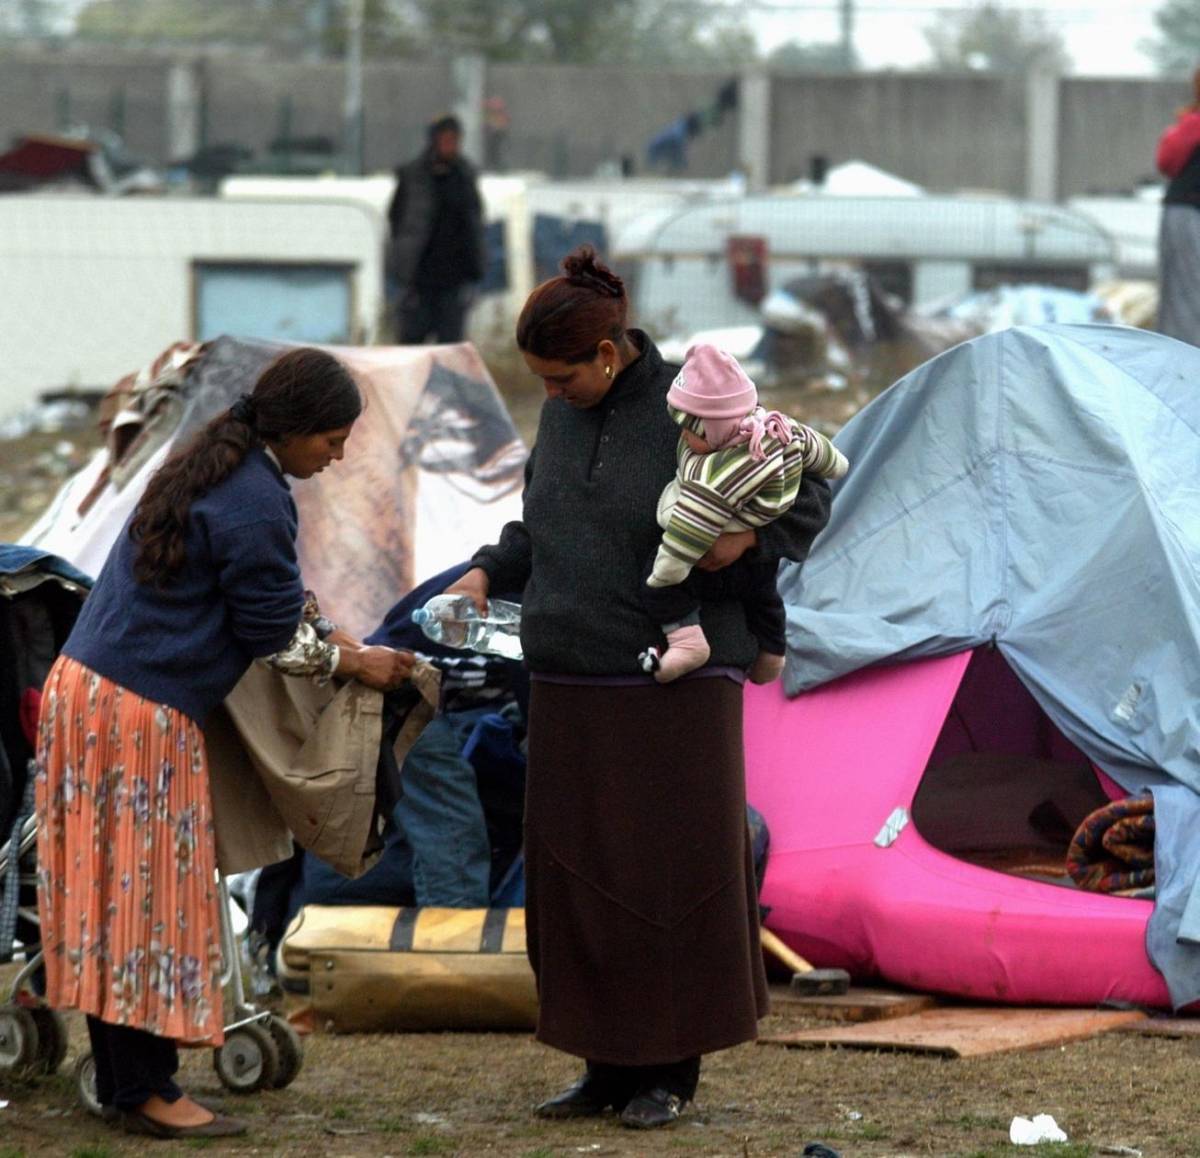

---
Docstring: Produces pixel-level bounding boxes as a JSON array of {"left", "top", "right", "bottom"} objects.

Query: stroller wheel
[
  {"left": 213, "top": 1022, "right": 279, "bottom": 1093},
  {"left": 0, "top": 1005, "right": 41, "bottom": 1074},
  {"left": 74, "top": 1051, "right": 105, "bottom": 1118},
  {"left": 30, "top": 1008, "right": 69, "bottom": 1074},
  {"left": 265, "top": 1015, "right": 304, "bottom": 1089}
]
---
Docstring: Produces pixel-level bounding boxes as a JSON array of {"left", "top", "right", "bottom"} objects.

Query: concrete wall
[
  {"left": 200, "top": 57, "right": 456, "bottom": 170},
  {"left": 0, "top": 51, "right": 171, "bottom": 160},
  {"left": 0, "top": 48, "right": 1188, "bottom": 199},
  {"left": 769, "top": 72, "right": 1028, "bottom": 193},
  {"left": 487, "top": 63, "right": 738, "bottom": 178},
  {"left": 1059, "top": 78, "right": 1178, "bottom": 197},
  {"left": 360, "top": 61, "right": 458, "bottom": 171}
]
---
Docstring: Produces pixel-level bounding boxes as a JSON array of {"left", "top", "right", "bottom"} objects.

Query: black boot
[
  {"left": 534, "top": 1067, "right": 636, "bottom": 1119},
  {"left": 617, "top": 1057, "right": 699, "bottom": 1129},
  {"left": 619, "top": 1086, "right": 687, "bottom": 1129}
]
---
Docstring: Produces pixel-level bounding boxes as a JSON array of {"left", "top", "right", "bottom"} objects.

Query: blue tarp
[{"left": 778, "top": 323, "right": 1200, "bottom": 1006}]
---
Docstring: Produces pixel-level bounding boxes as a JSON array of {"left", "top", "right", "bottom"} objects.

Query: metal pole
[
  {"left": 840, "top": 0, "right": 854, "bottom": 70},
  {"left": 343, "top": 0, "right": 365, "bottom": 175}
]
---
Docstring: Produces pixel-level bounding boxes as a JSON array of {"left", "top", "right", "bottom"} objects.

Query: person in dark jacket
[
  {"left": 1156, "top": 68, "right": 1200, "bottom": 345},
  {"left": 388, "top": 114, "right": 486, "bottom": 345},
  {"left": 447, "top": 247, "right": 832, "bottom": 1130}
]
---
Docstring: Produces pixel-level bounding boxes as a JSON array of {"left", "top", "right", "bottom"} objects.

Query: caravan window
[
  {"left": 192, "top": 261, "right": 355, "bottom": 344},
  {"left": 971, "top": 264, "right": 1089, "bottom": 293}
]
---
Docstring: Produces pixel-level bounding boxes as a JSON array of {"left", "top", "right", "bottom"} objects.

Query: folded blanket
[{"left": 1066, "top": 794, "right": 1155, "bottom": 893}]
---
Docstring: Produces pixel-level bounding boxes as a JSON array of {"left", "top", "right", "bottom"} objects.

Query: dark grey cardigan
[{"left": 473, "top": 332, "right": 832, "bottom": 676}]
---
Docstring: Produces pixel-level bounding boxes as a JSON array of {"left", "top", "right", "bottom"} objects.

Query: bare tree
[
  {"left": 72, "top": 0, "right": 755, "bottom": 65},
  {"left": 1145, "top": 0, "right": 1200, "bottom": 76},
  {"left": 0, "top": 0, "right": 65, "bottom": 37},
  {"left": 924, "top": 2, "right": 1069, "bottom": 74}
]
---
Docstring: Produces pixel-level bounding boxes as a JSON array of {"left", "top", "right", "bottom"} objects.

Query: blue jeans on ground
[
  {"left": 397, "top": 706, "right": 495, "bottom": 907},
  {"left": 298, "top": 706, "right": 497, "bottom": 912}
]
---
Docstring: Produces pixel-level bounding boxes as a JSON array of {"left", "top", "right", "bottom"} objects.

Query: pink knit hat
[{"left": 667, "top": 344, "right": 758, "bottom": 420}]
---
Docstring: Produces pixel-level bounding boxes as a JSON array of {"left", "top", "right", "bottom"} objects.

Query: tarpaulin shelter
[
  {"left": 22, "top": 337, "right": 526, "bottom": 640},
  {"left": 747, "top": 324, "right": 1200, "bottom": 1008}
]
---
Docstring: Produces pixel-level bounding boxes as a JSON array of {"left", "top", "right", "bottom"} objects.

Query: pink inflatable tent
[{"left": 745, "top": 646, "right": 1169, "bottom": 1007}]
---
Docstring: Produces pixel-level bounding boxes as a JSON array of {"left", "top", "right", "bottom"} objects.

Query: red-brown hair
[{"left": 516, "top": 245, "right": 628, "bottom": 363}]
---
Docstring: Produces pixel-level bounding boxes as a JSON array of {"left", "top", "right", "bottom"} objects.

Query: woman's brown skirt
[{"left": 525, "top": 675, "right": 768, "bottom": 1066}]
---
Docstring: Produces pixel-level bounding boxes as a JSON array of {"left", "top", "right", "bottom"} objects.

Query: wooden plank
[
  {"left": 1113, "top": 1016, "right": 1200, "bottom": 1038},
  {"left": 769, "top": 984, "right": 937, "bottom": 1023},
  {"left": 760, "top": 1006, "right": 1147, "bottom": 1058}
]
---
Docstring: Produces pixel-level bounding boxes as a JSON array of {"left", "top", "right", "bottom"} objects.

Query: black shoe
[
  {"left": 619, "top": 1086, "right": 687, "bottom": 1129},
  {"left": 534, "top": 1074, "right": 629, "bottom": 1119}
]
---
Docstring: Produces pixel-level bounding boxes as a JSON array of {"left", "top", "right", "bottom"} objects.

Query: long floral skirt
[{"left": 35, "top": 656, "right": 224, "bottom": 1045}]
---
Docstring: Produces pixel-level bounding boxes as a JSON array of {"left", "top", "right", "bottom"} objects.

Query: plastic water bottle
[{"left": 411, "top": 595, "right": 523, "bottom": 661}]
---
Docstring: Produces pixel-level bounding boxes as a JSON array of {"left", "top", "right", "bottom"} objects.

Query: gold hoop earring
[{"left": 605, "top": 365, "right": 613, "bottom": 380}]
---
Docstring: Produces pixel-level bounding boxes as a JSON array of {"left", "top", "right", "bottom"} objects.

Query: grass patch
[
  {"left": 69, "top": 1147, "right": 118, "bottom": 1158},
  {"left": 520, "top": 1149, "right": 558, "bottom": 1158},
  {"left": 407, "top": 1138, "right": 455, "bottom": 1156},
  {"left": 329, "top": 1105, "right": 351, "bottom": 1120},
  {"left": 966, "top": 1145, "right": 1093, "bottom": 1158},
  {"left": 936, "top": 1112, "right": 1009, "bottom": 1131},
  {"left": 666, "top": 1134, "right": 714, "bottom": 1150}
]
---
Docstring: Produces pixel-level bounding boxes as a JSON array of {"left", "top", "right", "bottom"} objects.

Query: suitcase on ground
[{"left": 279, "top": 904, "right": 537, "bottom": 1032}]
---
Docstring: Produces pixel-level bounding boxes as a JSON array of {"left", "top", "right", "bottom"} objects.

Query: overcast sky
[
  {"left": 52, "top": 0, "right": 1165, "bottom": 77},
  {"left": 748, "top": 0, "right": 1160, "bottom": 75}
]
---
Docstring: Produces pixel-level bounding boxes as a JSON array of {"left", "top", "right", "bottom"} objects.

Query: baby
[{"left": 639, "top": 344, "right": 849, "bottom": 684}]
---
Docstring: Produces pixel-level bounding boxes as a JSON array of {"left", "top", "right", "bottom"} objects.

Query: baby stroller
[{"left": 0, "top": 545, "right": 302, "bottom": 1111}]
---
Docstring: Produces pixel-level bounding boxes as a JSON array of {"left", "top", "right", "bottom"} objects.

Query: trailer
[
  {"left": 613, "top": 193, "right": 1120, "bottom": 338},
  {"left": 0, "top": 196, "right": 383, "bottom": 417}
]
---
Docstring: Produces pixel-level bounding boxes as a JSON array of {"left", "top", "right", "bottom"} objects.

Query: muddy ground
[{"left": 1, "top": 982, "right": 1197, "bottom": 1158}]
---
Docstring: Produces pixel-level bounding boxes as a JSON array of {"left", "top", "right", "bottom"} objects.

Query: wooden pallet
[
  {"left": 769, "top": 984, "right": 937, "bottom": 1023},
  {"left": 761, "top": 1006, "right": 1147, "bottom": 1058}
]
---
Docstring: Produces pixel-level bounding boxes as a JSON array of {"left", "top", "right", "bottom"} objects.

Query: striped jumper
[{"left": 648, "top": 409, "right": 848, "bottom": 589}]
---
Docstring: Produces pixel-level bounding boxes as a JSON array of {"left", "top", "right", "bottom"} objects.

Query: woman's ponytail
[
  {"left": 129, "top": 347, "right": 361, "bottom": 586},
  {"left": 129, "top": 408, "right": 258, "bottom": 585}
]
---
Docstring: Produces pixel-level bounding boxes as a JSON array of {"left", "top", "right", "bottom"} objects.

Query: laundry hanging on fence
[{"left": 645, "top": 78, "right": 739, "bottom": 171}]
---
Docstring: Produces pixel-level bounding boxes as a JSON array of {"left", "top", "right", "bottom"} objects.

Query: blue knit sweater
[{"left": 65, "top": 448, "right": 306, "bottom": 724}]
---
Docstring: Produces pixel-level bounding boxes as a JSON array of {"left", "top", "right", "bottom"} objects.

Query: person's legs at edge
[
  {"left": 85, "top": 1014, "right": 118, "bottom": 1110},
  {"left": 399, "top": 288, "right": 433, "bottom": 344},
  {"left": 431, "top": 284, "right": 470, "bottom": 343}
]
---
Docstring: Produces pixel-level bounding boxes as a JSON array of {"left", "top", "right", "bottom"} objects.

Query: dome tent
[{"left": 748, "top": 324, "right": 1200, "bottom": 1008}]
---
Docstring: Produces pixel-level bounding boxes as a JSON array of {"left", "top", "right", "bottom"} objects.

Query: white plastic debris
[
  {"left": 0, "top": 1100, "right": 8, "bottom": 1109},
  {"left": 874, "top": 807, "right": 909, "bottom": 848},
  {"left": 1010, "top": 1114, "right": 1068, "bottom": 1145}
]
